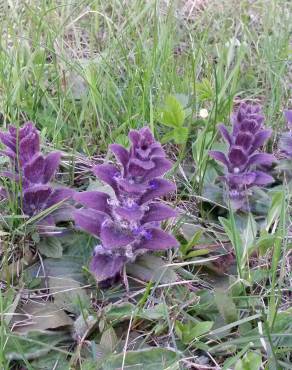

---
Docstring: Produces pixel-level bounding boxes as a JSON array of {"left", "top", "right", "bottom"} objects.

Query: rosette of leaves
[
  {"left": 0, "top": 122, "right": 74, "bottom": 232},
  {"left": 209, "top": 103, "right": 276, "bottom": 210},
  {"left": 74, "top": 126, "right": 179, "bottom": 283}
]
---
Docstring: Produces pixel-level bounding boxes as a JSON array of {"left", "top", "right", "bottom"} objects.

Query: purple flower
[
  {"left": 74, "top": 127, "right": 178, "bottom": 283},
  {"left": 279, "top": 110, "right": 292, "bottom": 157},
  {"left": 209, "top": 103, "right": 276, "bottom": 209},
  {"left": 0, "top": 122, "right": 73, "bottom": 228}
]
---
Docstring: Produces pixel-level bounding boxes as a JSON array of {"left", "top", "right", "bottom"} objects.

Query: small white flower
[{"left": 199, "top": 108, "right": 208, "bottom": 119}]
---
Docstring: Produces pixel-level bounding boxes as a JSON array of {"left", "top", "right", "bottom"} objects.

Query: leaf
[
  {"left": 105, "top": 303, "right": 136, "bottom": 321},
  {"left": 266, "top": 191, "right": 284, "bottom": 231},
  {"left": 234, "top": 351, "right": 262, "bottom": 370},
  {"left": 103, "top": 348, "right": 179, "bottom": 370},
  {"left": 37, "top": 237, "right": 63, "bottom": 258},
  {"left": 100, "top": 327, "right": 118, "bottom": 352},
  {"left": 172, "top": 127, "right": 189, "bottom": 144},
  {"left": 214, "top": 289, "right": 238, "bottom": 324},
  {"left": 11, "top": 301, "right": 73, "bottom": 334},
  {"left": 126, "top": 254, "right": 178, "bottom": 284},
  {"left": 175, "top": 321, "right": 213, "bottom": 344},
  {"left": 159, "top": 95, "right": 185, "bottom": 128},
  {"left": 30, "top": 351, "right": 70, "bottom": 370},
  {"left": 5, "top": 331, "right": 70, "bottom": 361},
  {"left": 73, "top": 314, "right": 97, "bottom": 339},
  {"left": 49, "top": 276, "right": 90, "bottom": 314}
]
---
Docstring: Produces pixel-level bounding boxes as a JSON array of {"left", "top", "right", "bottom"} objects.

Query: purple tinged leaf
[
  {"left": 115, "top": 204, "right": 144, "bottom": 222},
  {"left": 209, "top": 150, "right": 229, "bottom": 167},
  {"left": 250, "top": 129, "right": 272, "bottom": 152},
  {"left": 247, "top": 153, "right": 276, "bottom": 167},
  {"left": 46, "top": 188, "right": 74, "bottom": 208},
  {"left": 19, "top": 131, "right": 40, "bottom": 164},
  {"left": 117, "top": 178, "right": 148, "bottom": 194},
  {"left": 218, "top": 124, "right": 232, "bottom": 145},
  {"left": 253, "top": 171, "right": 274, "bottom": 185},
  {"left": 23, "top": 154, "right": 45, "bottom": 184},
  {"left": 141, "top": 203, "right": 177, "bottom": 224},
  {"left": 142, "top": 157, "right": 173, "bottom": 180},
  {"left": 43, "top": 151, "right": 61, "bottom": 183},
  {"left": 235, "top": 132, "right": 253, "bottom": 150},
  {"left": 93, "top": 164, "right": 119, "bottom": 192},
  {"left": 74, "top": 191, "right": 110, "bottom": 214},
  {"left": 90, "top": 254, "right": 125, "bottom": 282},
  {"left": 109, "top": 144, "right": 129, "bottom": 170},
  {"left": 23, "top": 185, "right": 52, "bottom": 215},
  {"left": 226, "top": 173, "right": 256, "bottom": 186},
  {"left": 100, "top": 222, "right": 135, "bottom": 249},
  {"left": 74, "top": 208, "right": 107, "bottom": 237},
  {"left": 284, "top": 110, "right": 292, "bottom": 129},
  {"left": 140, "top": 179, "right": 176, "bottom": 204},
  {"left": 138, "top": 228, "right": 179, "bottom": 250}
]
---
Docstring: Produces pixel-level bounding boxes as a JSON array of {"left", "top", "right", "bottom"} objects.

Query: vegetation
[{"left": 0, "top": 0, "right": 291, "bottom": 369}]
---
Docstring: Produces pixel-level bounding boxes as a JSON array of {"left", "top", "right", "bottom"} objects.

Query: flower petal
[
  {"left": 100, "top": 222, "right": 135, "bottom": 249},
  {"left": 141, "top": 203, "right": 177, "bottom": 224},
  {"left": 74, "top": 208, "right": 106, "bottom": 237},
  {"left": 140, "top": 179, "right": 176, "bottom": 204},
  {"left": 228, "top": 147, "right": 248, "bottom": 167},
  {"left": 137, "top": 228, "right": 179, "bottom": 250},
  {"left": 74, "top": 191, "right": 110, "bottom": 214},
  {"left": 142, "top": 157, "right": 173, "bottom": 180},
  {"left": 284, "top": 110, "right": 292, "bottom": 128},
  {"left": 23, "top": 185, "right": 52, "bottom": 215},
  {"left": 115, "top": 204, "right": 144, "bottom": 222},
  {"left": 46, "top": 188, "right": 74, "bottom": 208},
  {"left": 90, "top": 254, "right": 125, "bottom": 282}
]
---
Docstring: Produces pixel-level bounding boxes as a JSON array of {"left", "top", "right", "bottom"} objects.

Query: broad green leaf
[
  {"left": 172, "top": 127, "right": 189, "bottom": 144},
  {"left": 37, "top": 237, "right": 63, "bottom": 258},
  {"left": 49, "top": 276, "right": 90, "bottom": 314},
  {"left": 30, "top": 352, "right": 70, "bottom": 370},
  {"left": 266, "top": 191, "right": 284, "bottom": 231},
  {"left": 234, "top": 351, "right": 262, "bottom": 370},
  {"left": 100, "top": 327, "right": 118, "bottom": 352},
  {"left": 105, "top": 303, "right": 136, "bottom": 321},
  {"left": 5, "top": 331, "right": 70, "bottom": 361},
  {"left": 11, "top": 301, "right": 73, "bottom": 334},
  {"left": 103, "top": 348, "right": 179, "bottom": 370},
  {"left": 126, "top": 254, "right": 178, "bottom": 284},
  {"left": 175, "top": 321, "right": 213, "bottom": 344},
  {"left": 160, "top": 95, "right": 185, "bottom": 128},
  {"left": 214, "top": 289, "right": 238, "bottom": 324}
]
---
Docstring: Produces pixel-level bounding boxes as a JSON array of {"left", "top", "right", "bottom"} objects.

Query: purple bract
[
  {"left": 279, "top": 110, "right": 292, "bottom": 158},
  {"left": 74, "top": 127, "right": 178, "bottom": 282},
  {"left": 209, "top": 103, "right": 276, "bottom": 209},
  {"left": 0, "top": 122, "right": 73, "bottom": 229}
]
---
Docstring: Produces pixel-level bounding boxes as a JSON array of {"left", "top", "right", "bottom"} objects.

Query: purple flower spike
[
  {"left": 74, "top": 126, "right": 178, "bottom": 283},
  {"left": 0, "top": 122, "right": 74, "bottom": 229},
  {"left": 209, "top": 103, "right": 276, "bottom": 209},
  {"left": 280, "top": 110, "right": 292, "bottom": 157}
]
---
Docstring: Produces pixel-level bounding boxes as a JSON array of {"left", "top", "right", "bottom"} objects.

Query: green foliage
[
  {"left": 234, "top": 351, "right": 262, "bottom": 370},
  {"left": 158, "top": 94, "right": 190, "bottom": 144}
]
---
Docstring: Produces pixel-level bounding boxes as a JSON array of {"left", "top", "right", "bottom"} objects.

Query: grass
[{"left": 0, "top": 0, "right": 291, "bottom": 369}]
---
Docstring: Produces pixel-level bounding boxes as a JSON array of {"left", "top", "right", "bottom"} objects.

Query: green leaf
[
  {"left": 49, "top": 276, "right": 90, "bottom": 314},
  {"left": 234, "top": 351, "right": 262, "bottom": 370},
  {"left": 214, "top": 289, "right": 238, "bottom": 324},
  {"left": 160, "top": 95, "right": 185, "bottom": 128},
  {"left": 103, "top": 348, "right": 179, "bottom": 370},
  {"left": 30, "top": 352, "right": 70, "bottom": 370},
  {"left": 105, "top": 303, "right": 136, "bottom": 321},
  {"left": 126, "top": 254, "right": 178, "bottom": 284},
  {"left": 37, "top": 237, "right": 63, "bottom": 258},
  {"left": 100, "top": 327, "right": 118, "bottom": 352},
  {"left": 175, "top": 321, "right": 213, "bottom": 344},
  {"left": 11, "top": 301, "right": 73, "bottom": 334},
  {"left": 5, "top": 331, "right": 70, "bottom": 361},
  {"left": 172, "top": 127, "right": 189, "bottom": 144}
]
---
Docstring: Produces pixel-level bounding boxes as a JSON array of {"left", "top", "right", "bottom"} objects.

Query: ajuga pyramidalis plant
[
  {"left": 0, "top": 122, "right": 73, "bottom": 231},
  {"left": 74, "top": 127, "right": 178, "bottom": 283},
  {"left": 209, "top": 103, "right": 276, "bottom": 209}
]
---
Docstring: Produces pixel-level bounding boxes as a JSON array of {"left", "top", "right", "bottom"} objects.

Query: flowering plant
[
  {"left": 279, "top": 110, "right": 292, "bottom": 158},
  {"left": 209, "top": 103, "right": 276, "bottom": 209},
  {"left": 74, "top": 127, "right": 178, "bottom": 282},
  {"left": 0, "top": 122, "right": 73, "bottom": 230}
]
